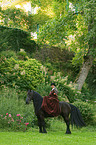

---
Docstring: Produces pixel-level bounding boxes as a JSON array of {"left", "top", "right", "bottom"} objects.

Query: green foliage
[
  {"left": 0, "top": 4, "right": 52, "bottom": 33},
  {"left": 0, "top": 87, "right": 37, "bottom": 131},
  {"left": 73, "top": 100, "right": 95, "bottom": 125},
  {"left": 32, "top": 9, "right": 52, "bottom": 32},
  {"left": 33, "top": 45, "right": 77, "bottom": 80},
  {"left": 83, "top": 0, "right": 96, "bottom": 50},
  {"left": 0, "top": 7, "right": 33, "bottom": 31},
  {"left": 0, "top": 86, "right": 96, "bottom": 132},
  {"left": 17, "top": 50, "right": 28, "bottom": 60},
  {"left": 55, "top": 75, "right": 96, "bottom": 103},
  {"left": 0, "top": 50, "right": 18, "bottom": 59},
  {"left": 0, "top": 56, "right": 44, "bottom": 90},
  {"left": 31, "top": 0, "right": 53, "bottom": 8},
  {"left": 36, "top": 75, "right": 80, "bottom": 103},
  {"left": 36, "top": 83, "right": 51, "bottom": 97},
  {"left": 71, "top": 0, "right": 96, "bottom": 66},
  {"left": 38, "top": 12, "right": 77, "bottom": 45},
  {"left": 36, "top": 70, "right": 95, "bottom": 103},
  {"left": 36, "top": 0, "right": 96, "bottom": 67},
  {"left": 55, "top": 77, "right": 78, "bottom": 103},
  {"left": 0, "top": 25, "right": 37, "bottom": 52},
  {"left": 86, "top": 62, "right": 96, "bottom": 100}
]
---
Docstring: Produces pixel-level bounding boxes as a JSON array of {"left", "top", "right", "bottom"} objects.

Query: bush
[
  {"left": 36, "top": 83, "right": 51, "bottom": 97},
  {"left": 33, "top": 45, "right": 77, "bottom": 79},
  {"left": 0, "top": 57, "right": 44, "bottom": 90},
  {"left": 73, "top": 100, "right": 95, "bottom": 125},
  {"left": 36, "top": 77, "right": 78, "bottom": 103},
  {"left": 0, "top": 50, "right": 18, "bottom": 59},
  {"left": 17, "top": 50, "right": 28, "bottom": 60},
  {"left": 0, "top": 87, "right": 37, "bottom": 131},
  {"left": 49, "top": 75, "right": 79, "bottom": 103}
]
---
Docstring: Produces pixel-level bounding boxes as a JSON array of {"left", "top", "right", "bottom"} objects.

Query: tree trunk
[
  {"left": 75, "top": 12, "right": 95, "bottom": 91},
  {"left": 75, "top": 57, "right": 93, "bottom": 90}
]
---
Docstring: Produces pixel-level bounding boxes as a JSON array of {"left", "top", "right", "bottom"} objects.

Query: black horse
[{"left": 26, "top": 90, "right": 85, "bottom": 134}]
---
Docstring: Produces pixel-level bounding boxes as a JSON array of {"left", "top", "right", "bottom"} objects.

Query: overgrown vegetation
[
  {"left": 0, "top": 88, "right": 37, "bottom": 131},
  {"left": 73, "top": 100, "right": 95, "bottom": 125},
  {"left": 0, "top": 25, "right": 96, "bottom": 131},
  {"left": 0, "top": 51, "right": 44, "bottom": 91},
  {"left": 0, "top": 85, "right": 96, "bottom": 131}
]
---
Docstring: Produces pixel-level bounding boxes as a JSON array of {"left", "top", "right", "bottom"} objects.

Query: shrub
[
  {"left": 0, "top": 57, "right": 44, "bottom": 90},
  {"left": 36, "top": 83, "right": 51, "bottom": 97},
  {"left": 49, "top": 75, "right": 80, "bottom": 103},
  {"left": 0, "top": 113, "right": 30, "bottom": 131},
  {"left": 81, "top": 83, "right": 96, "bottom": 101},
  {"left": 0, "top": 87, "right": 37, "bottom": 131},
  {"left": 0, "top": 50, "right": 18, "bottom": 59},
  {"left": 17, "top": 50, "right": 28, "bottom": 60},
  {"left": 73, "top": 100, "right": 95, "bottom": 125}
]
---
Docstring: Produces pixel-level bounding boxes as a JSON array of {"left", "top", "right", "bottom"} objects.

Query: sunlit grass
[{"left": 0, "top": 126, "right": 96, "bottom": 145}]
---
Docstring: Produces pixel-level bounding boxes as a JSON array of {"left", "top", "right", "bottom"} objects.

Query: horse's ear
[{"left": 28, "top": 89, "right": 31, "bottom": 92}]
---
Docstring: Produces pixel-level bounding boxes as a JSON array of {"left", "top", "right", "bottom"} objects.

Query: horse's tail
[{"left": 69, "top": 104, "right": 86, "bottom": 127}]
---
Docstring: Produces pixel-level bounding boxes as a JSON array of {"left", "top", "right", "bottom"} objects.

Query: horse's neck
[
  {"left": 33, "top": 91, "right": 43, "bottom": 113},
  {"left": 33, "top": 91, "right": 43, "bottom": 104}
]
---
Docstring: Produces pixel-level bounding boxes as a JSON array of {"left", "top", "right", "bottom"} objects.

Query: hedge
[
  {"left": 0, "top": 25, "right": 37, "bottom": 52},
  {"left": 73, "top": 100, "right": 95, "bottom": 125}
]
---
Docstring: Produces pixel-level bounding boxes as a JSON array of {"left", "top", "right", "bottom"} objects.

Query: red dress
[{"left": 41, "top": 90, "right": 60, "bottom": 117}]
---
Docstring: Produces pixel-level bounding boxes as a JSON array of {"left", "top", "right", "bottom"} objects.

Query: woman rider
[{"left": 41, "top": 83, "right": 60, "bottom": 116}]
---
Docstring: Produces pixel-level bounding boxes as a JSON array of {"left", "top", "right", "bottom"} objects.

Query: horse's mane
[{"left": 32, "top": 91, "right": 43, "bottom": 114}]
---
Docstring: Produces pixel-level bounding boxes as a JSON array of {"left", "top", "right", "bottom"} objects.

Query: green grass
[{"left": 0, "top": 127, "right": 96, "bottom": 145}]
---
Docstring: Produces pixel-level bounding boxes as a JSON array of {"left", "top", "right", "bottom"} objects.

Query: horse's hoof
[
  {"left": 43, "top": 131, "right": 47, "bottom": 133},
  {"left": 65, "top": 131, "right": 71, "bottom": 134},
  {"left": 39, "top": 131, "right": 43, "bottom": 133},
  {"left": 39, "top": 131, "right": 47, "bottom": 133}
]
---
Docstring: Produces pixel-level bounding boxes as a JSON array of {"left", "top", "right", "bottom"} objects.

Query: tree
[
  {"left": 0, "top": 6, "right": 33, "bottom": 31},
  {"left": 72, "top": 0, "right": 96, "bottom": 90},
  {"left": 1, "top": 0, "right": 96, "bottom": 91},
  {"left": 0, "top": 0, "right": 52, "bottom": 32},
  {"left": 36, "top": 0, "right": 96, "bottom": 90}
]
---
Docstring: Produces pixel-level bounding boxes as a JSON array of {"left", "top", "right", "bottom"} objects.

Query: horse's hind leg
[{"left": 61, "top": 113, "right": 71, "bottom": 134}]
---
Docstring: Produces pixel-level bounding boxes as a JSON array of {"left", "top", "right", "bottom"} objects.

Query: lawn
[{"left": 0, "top": 127, "right": 96, "bottom": 145}]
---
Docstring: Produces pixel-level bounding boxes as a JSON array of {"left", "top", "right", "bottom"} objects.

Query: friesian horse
[{"left": 26, "top": 90, "right": 85, "bottom": 134}]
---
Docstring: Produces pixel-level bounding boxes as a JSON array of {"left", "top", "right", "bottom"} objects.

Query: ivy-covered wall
[{"left": 0, "top": 25, "right": 37, "bottom": 52}]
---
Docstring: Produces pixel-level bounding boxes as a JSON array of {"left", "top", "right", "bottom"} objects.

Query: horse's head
[{"left": 26, "top": 90, "right": 34, "bottom": 104}]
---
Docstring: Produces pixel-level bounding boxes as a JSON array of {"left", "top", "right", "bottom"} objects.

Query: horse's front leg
[
  {"left": 38, "top": 118, "right": 43, "bottom": 133},
  {"left": 41, "top": 113, "right": 47, "bottom": 133},
  {"left": 37, "top": 110, "right": 47, "bottom": 133},
  {"left": 38, "top": 119, "right": 47, "bottom": 133}
]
